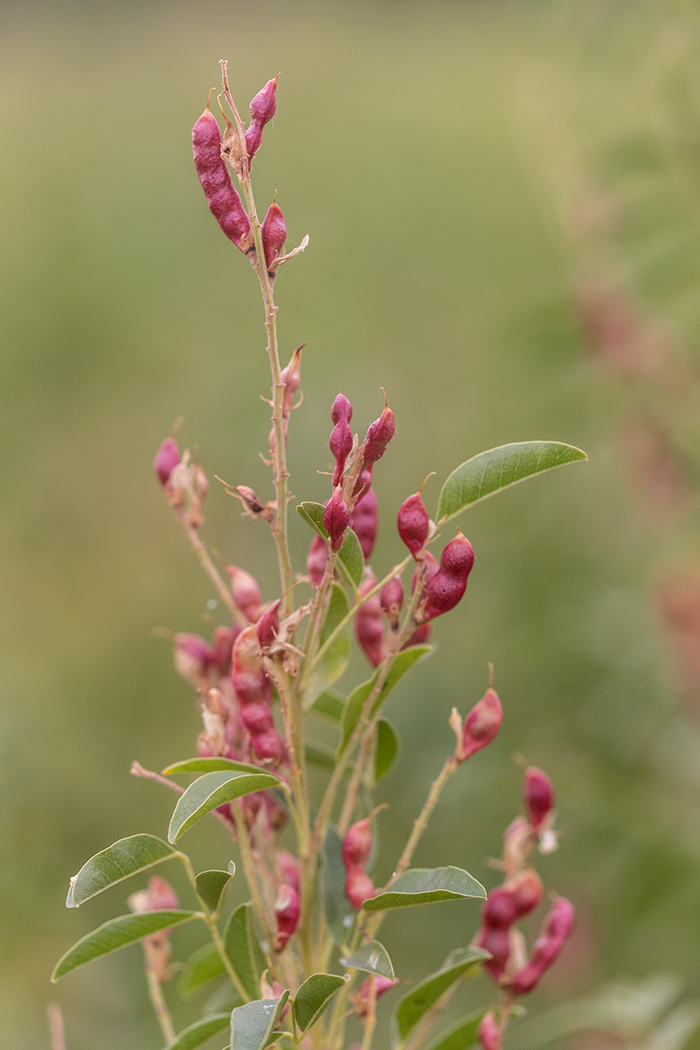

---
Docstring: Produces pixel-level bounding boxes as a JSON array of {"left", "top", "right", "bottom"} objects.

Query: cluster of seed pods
[
  {"left": 341, "top": 815, "right": 376, "bottom": 911},
  {"left": 154, "top": 435, "right": 209, "bottom": 529}
]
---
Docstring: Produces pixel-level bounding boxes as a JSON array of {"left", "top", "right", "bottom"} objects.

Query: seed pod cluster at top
[
  {"left": 192, "top": 104, "right": 251, "bottom": 250},
  {"left": 245, "top": 76, "right": 278, "bottom": 163},
  {"left": 342, "top": 816, "right": 376, "bottom": 910}
]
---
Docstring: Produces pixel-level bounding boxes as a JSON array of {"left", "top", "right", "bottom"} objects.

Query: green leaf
[
  {"left": 293, "top": 973, "right": 347, "bottom": 1033},
  {"left": 195, "top": 866, "right": 234, "bottom": 914},
  {"left": 322, "top": 825, "right": 356, "bottom": 948},
  {"left": 201, "top": 978, "right": 244, "bottom": 1015},
  {"left": 163, "top": 1013, "right": 230, "bottom": 1050},
  {"left": 339, "top": 645, "right": 433, "bottom": 755},
  {"left": 308, "top": 584, "right": 351, "bottom": 702},
  {"left": 375, "top": 719, "right": 400, "bottom": 781},
  {"left": 305, "top": 742, "right": 337, "bottom": 771},
  {"left": 168, "top": 771, "right": 281, "bottom": 843},
  {"left": 363, "top": 866, "right": 485, "bottom": 911},
  {"left": 310, "top": 689, "right": 345, "bottom": 723},
  {"left": 66, "top": 834, "right": 177, "bottom": 908},
  {"left": 52, "top": 910, "right": 198, "bottom": 981},
  {"left": 296, "top": 501, "right": 364, "bottom": 587},
  {"left": 225, "top": 903, "right": 260, "bottom": 1001},
  {"left": 341, "top": 940, "right": 395, "bottom": 979},
  {"left": 163, "top": 757, "right": 266, "bottom": 776},
  {"left": 392, "top": 949, "right": 490, "bottom": 1044},
  {"left": 177, "top": 942, "right": 225, "bottom": 999},
  {"left": 423, "top": 1010, "right": 487, "bottom": 1050},
  {"left": 436, "top": 441, "right": 587, "bottom": 524},
  {"left": 229, "top": 993, "right": 289, "bottom": 1050}
]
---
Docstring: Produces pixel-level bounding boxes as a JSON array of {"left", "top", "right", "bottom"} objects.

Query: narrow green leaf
[
  {"left": 305, "top": 742, "right": 337, "bottom": 771},
  {"left": 310, "top": 689, "right": 345, "bottom": 723},
  {"left": 341, "top": 940, "right": 395, "bottom": 979},
  {"left": 163, "top": 758, "right": 265, "bottom": 776},
  {"left": 296, "top": 500, "right": 327, "bottom": 539},
  {"left": 423, "top": 1010, "right": 487, "bottom": 1050},
  {"left": 322, "top": 826, "right": 356, "bottom": 948},
  {"left": 296, "top": 502, "right": 364, "bottom": 586},
  {"left": 229, "top": 993, "right": 289, "bottom": 1050},
  {"left": 339, "top": 645, "right": 433, "bottom": 755},
  {"left": 225, "top": 903, "right": 260, "bottom": 1000},
  {"left": 437, "top": 441, "right": 587, "bottom": 524},
  {"left": 163, "top": 1012, "right": 230, "bottom": 1050},
  {"left": 52, "top": 910, "right": 198, "bottom": 981},
  {"left": 195, "top": 868, "right": 234, "bottom": 914},
  {"left": 363, "top": 866, "right": 486, "bottom": 911},
  {"left": 375, "top": 719, "right": 400, "bottom": 781},
  {"left": 177, "top": 942, "right": 225, "bottom": 999},
  {"left": 308, "top": 584, "right": 350, "bottom": 702},
  {"left": 392, "top": 949, "right": 490, "bottom": 1043},
  {"left": 293, "top": 973, "right": 347, "bottom": 1033},
  {"left": 168, "top": 771, "right": 280, "bottom": 843},
  {"left": 66, "top": 834, "right": 177, "bottom": 908}
]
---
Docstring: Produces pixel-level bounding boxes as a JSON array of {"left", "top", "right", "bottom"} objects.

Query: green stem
[
  {"left": 143, "top": 945, "right": 176, "bottom": 1044},
  {"left": 393, "top": 757, "right": 459, "bottom": 881}
]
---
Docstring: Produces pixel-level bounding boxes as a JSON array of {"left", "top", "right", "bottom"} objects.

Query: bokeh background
[{"left": 5, "top": 1, "right": 700, "bottom": 1047}]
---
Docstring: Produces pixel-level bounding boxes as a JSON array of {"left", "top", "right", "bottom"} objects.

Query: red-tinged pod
[
  {"left": 154, "top": 437, "right": 181, "bottom": 486},
  {"left": 350, "top": 488, "right": 378, "bottom": 560},
  {"left": 352, "top": 976, "right": 400, "bottom": 1018},
  {"left": 476, "top": 923, "right": 512, "bottom": 982},
  {"left": 345, "top": 868, "right": 375, "bottom": 911},
  {"left": 128, "top": 874, "right": 180, "bottom": 914},
  {"left": 262, "top": 201, "right": 287, "bottom": 270},
  {"left": 257, "top": 599, "right": 281, "bottom": 649},
  {"left": 380, "top": 575, "right": 404, "bottom": 630},
  {"left": 330, "top": 419, "right": 353, "bottom": 486},
  {"left": 273, "top": 883, "right": 300, "bottom": 951},
  {"left": 307, "top": 533, "right": 329, "bottom": 587},
  {"left": 173, "top": 633, "right": 214, "bottom": 686},
  {"left": 481, "top": 886, "right": 518, "bottom": 930},
  {"left": 356, "top": 579, "right": 384, "bottom": 667},
  {"left": 524, "top": 767, "right": 554, "bottom": 832},
  {"left": 277, "top": 848, "right": 300, "bottom": 892},
  {"left": 506, "top": 867, "right": 543, "bottom": 920},
  {"left": 362, "top": 404, "right": 395, "bottom": 465},
  {"left": 411, "top": 550, "right": 439, "bottom": 593},
  {"left": 460, "top": 687, "right": 503, "bottom": 761},
  {"left": 342, "top": 816, "right": 373, "bottom": 870},
  {"left": 211, "top": 624, "right": 240, "bottom": 676},
  {"left": 231, "top": 625, "right": 270, "bottom": 705},
  {"left": 251, "top": 727, "right": 286, "bottom": 765},
  {"left": 240, "top": 702, "right": 274, "bottom": 736},
  {"left": 401, "top": 623, "right": 431, "bottom": 649},
  {"left": 420, "top": 532, "right": 475, "bottom": 622},
  {"left": 331, "top": 392, "right": 352, "bottom": 426},
  {"left": 227, "top": 565, "right": 262, "bottom": 622},
  {"left": 192, "top": 106, "right": 251, "bottom": 247},
  {"left": 508, "top": 898, "right": 575, "bottom": 996},
  {"left": 352, "top": 465, "right": 374, "bottom": 502},
  {"left": 397, "top": 492, "right": 430, "bottom": 557},
  {"left": 245, "top": 76, "right": 278, "bottom": 162},
  {"left": 324, "top": 486, "right": 350, "bottom": 551},
  {"left": 280, "top": 344, "right": 304, "bottom": 422},
  {"left": 478, "top": 1012, "right": 502, "bottom": 1050}
]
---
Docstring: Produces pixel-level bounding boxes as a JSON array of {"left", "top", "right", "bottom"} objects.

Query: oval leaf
[
  {"left": 66, "top": 834, "right": 177, "bottom": 908},
  {"left": 52, "top": 910, "right": 198, "bottom": 981},
  {"left": 341, "top": 940, "right": 395, "bottom": 979},
  {"left": 293, "top": 973, "right": 347, "bottom": 1033},
  {"left": 322, "top": 825, "right": 356, "bottom": 948},
  {"left": 296, "top": 501, "right": 364, "bottom": 587},
  {"left": 437, "top": 441, "right": 587, "bottom": 524},
  {"left": 177, "top": 942, "right": 225, "bottom": 999},
  {"left": 376, "top": 718, "right": 400, "bottom": 781},
  {"left": 163, "top": 757, "right": 265, "bottom": 776},
  {"left": 392, "top": 949, "right": 490, "bottom": 1043},
  {"left": 168, "top": 771, "right": 281, "bottom": 843},
  {"left": 339, "top": 645, "right": 433, "bottom": 756},
  {"left": 230, "top": 993, "right": 289, "bottom": 1050},
  {"left": 163, "top": 1012, "right": 230, "bottom": 1050},
  {"left": 309, "top": 584, "right": 351, "bottom": 702},
  {"left": 195, "top": 868, "right": 234, "bottom": 914},
  {"left": 225, "top": 902, "right": 260, "bottom": 1001},
  {"left": 363, "top": 866, "right": 485, "bottom": 911},
  {"left": 423, "top": 1009, "right": 487, "bottom": 1050}
]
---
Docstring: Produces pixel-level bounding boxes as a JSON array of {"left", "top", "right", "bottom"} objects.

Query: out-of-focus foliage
[{"left": 5, "top": 1, "right": 700, "bottom": 1047}]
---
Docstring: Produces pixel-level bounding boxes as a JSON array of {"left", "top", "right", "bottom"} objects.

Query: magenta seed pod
[
  {"left": 362, "top": 403, "right": 395, "bottom": 465},
  {"left": 251, "top": 727, "right": 286, "bottom": 765},
  {"left": 257, "top": 599, "right": 281, "bottom": 649},
  {"left": 460, "top": 687, "right": 503, "bottom": 761},
  {"left": 307, "top": 533, "right": 329, "bottom": 587},
  {"left": 355, "top": 578, "right": 384, "bottom": 667},
  {"left": 524, "top": 767, "right": 554, "bottom": 832},
  {"left": 352, "top": 465, "right": 374, "bottom": 502},
  {"left": 231, "top": 625, "right": 270, "bottom": 705},
  {"left": 482, "top": 885, "right": 518, "bottom": 930},
  {"left": 477, "top": 1013, "right": 501, "bottom": 1050},
  {"left": 329, "top": 407, "right": 353, "bottom": 486},
  {"left": 273, "top": 883, "right": 299, "bottom": 951},
  {"left": 192, "top": 106, "right": 251, "bottom": 247},
  {"left": 211, "top": 624, "right": 239, "bottom": 676},
  {"left": 324, "top": 486, "right": 350, "bottom": 551},
  {"left": 508, "top": 897, "right": 575, "bottom": 996},
  {"left": 173, "top": 633, "right": 214, "bottom": 686},
  {"left": 420, "top": 531, "right": 475, "bottom": 622},
  {"left": 262, "top": 202, "right": 287, "bottom": 270},
  {"left": 380, "top": 575, "right": 404, "bottom": 630},
  {"left": 402, "top": 622, "right": 431, "bottom": 649},
  {"left": 280, "top": 344, "right": 303, "bottom": 422},
  {"left": 476, "top": 923, "right": 512, "bottom": 982},
  {"left": 350, "top": 488, "right": 378, "bottom": 560},
  {"left": 331, "top": 391, "right": 352, "bottom": 426},
  {"left": 345, "top": 868, "right": 375, "bottom": 911},
  {"left": 154, "top": 437, "right": 181, "bottom": 486},
  {"left": 245, "top": 76, "right": 278, "bottom": 163},
  {"left": 397, "top": 492, "right": 430, "bottom": 556},
  {"left": 342, "top": 816, "right": 372, "bottom": 870},
  {"left": 240, "top": 702, "right": 274, "bottom": 736},
  {"left": 227, "top": 565, "right": 262, "bottom": 622},
  {"left": 506, "top": 867, "right": 543, "bottom": 920}
]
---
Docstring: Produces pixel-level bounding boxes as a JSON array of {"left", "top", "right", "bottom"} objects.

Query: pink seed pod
[
  {"left": 128, "top": 875, "right": 180, "bottom": 915},
  {"left": 362, "top": 402, "right": 395, "bottom": 465},
  {"left": 482, "top": 886, "right": 518, "bottom": 930},
  {"left": 262, "top": 201, "right": 287, "bottom": 270},
  {"left": 350, "top": 487, "right": 378, "bottom": 560},
  {"left": 330, "top": 392, "right": 354, "bottom": 486},
  {"left": 211, "top": 624, "right": 240, "bottom": 677},
  {"left": 245, "top": 76, "right": 278, "bottom": 162},
  {"left": 380, "top": 575, "right": 404, "bottom": 630},
  {"left": 277, "top": 849, "right": 300, "bottom": 892},
  {"left": 402, "top": 623, "right": 431, "bottom": 649},
  {"left": 460, "top": 687, "right": 503, "bottom": 761},
  {"left": 524, "top": 767, "right": 554, "bottom": 832},
  {"left": 398, "top": 492, "right": 430, "bottom": 557},
  {"left": 227, "top": 566, "right": 262, "bottom": 622},
  {"left": 324, "top": 486, "right": 350, "bottom": 551},
  {"left": 280, "top": 344, "right": 304, "bottom": 423},
  {"left": 352, "top": 976, "right": 400, "bottom": 1018},
  {"left": 355, "top": 578, "right": 384, "bottom": 667},
  {"left": 231, "top": 625, "right": 270, "bottom": 705},
  {"left": 508, "top": 897, "right": 575, "bottom": 996},
  {"left": 273, "top": 883, "right": 299, "bottom": 951},
  {"left": 154, "top": 437, "right": 181, "bottom": 486},
  {"left": 345, "top": 868, "right": 375, "bottom": 911},
  {"left": 173, "top": 633, "right": 214, "bottom": 686},
  {"left": 352, "top": 465, "right": 374, "bottom": 502},
  {"left": 420, "top": 531, "right": 475, "bottom": 622},
  {"left": 192, "top": 105, "right": 251, "bottom": 248},
  {"left": 240, "top": 702, "right": 274, "bottom": 736},
  {"left": 476, "top": 923, "right": 512, "bottom": 982},
  {"left": 342, "top": 816, "right": 373, "bottom": 869},
  {"left": 250, "top": 727, "right": 286, "bottom": 765},
  {"left": 477, "top": 1012, "right": 502, "bottom": 1050},
  {"left": 257, "top": 599, "right": 281, "bottom": 649},
  {"left": 331, "top": 391, "right": 353, "bottom": 426},
  {"left": 506, "top": 867, "right": 543, "bottom": 920},
  {"left": 307, "top": 533, "right": 329, "bottom": 587}
]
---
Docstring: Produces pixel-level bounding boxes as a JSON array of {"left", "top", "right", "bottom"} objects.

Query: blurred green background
[{"left": 5, "top": 0, "right": 700, "bottom": 1046}]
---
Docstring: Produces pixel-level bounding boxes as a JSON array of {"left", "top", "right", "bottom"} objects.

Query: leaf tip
[{"left": 65, "top": 876, "right": 78, "bottom": 909}]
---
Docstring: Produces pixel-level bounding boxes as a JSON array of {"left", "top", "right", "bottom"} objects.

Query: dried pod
[
  {"left": 350, "top": 487, "right": 378, "bottom": 560},
  {"left": 397, "top": 491, "right": 430, "bottom": 557},
  {"left": 262, "top": 201, "right": 287, "bottom": 270},
  {"left": 154, "top": 437, "right": 181, "bottom": 486},
  {"left": 280, "top": 344, "right": 304, "bottom": 423},
  {"left": 524, "top": 767, "right": 554, "bottom": 832},
  {"left": 192, "top": 105, "right": 251, "bottom": 248},
  {"left": 273, "top": 883, "right": 299, "bottom": 951},
  {"left": 508, "top": 897, "right": 575, "bottom": 995},
  {"left": 380, "top": 575, "right": 404, "bottom": 630},
  {"left": 459, "top": 687, "right": 503, "bottom": 761},
  {"left": 323, "top": 486, "right": 350, "bottom": 551}
]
